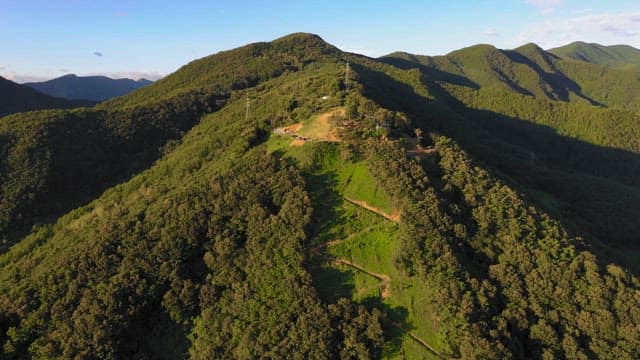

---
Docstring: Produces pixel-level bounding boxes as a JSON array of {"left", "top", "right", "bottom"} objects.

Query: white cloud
[
  {"left": 338, "top": 44, "right": 379, "bottom": 57},
  {"left": 525, "top": 0, "right": 563, "bottom": 15},
  {"left": 571, "top": 8, "right": 592, "bottom": 15},
  {"left": 87, "top": 71, "right": 165, "bottom": 81},
  {"left": 513, "top": 11, "right": 640, "bottom": 48},
  {"left": 482, "top": 27, "right": 500, "bottom": 37},
  {"left": 2, "top": 73, "right": 51, "bottom": 83}
]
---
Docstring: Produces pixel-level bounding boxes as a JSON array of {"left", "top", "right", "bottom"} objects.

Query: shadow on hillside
[
  {"left": 352, "top": 62, "right": 640, "bottom": 277},
  {"left": 380, "top": 51, "right": 604, "bottom": 106},
  {"left": 360, "top": 296, "right": 413, "bottom": 356},
  {"left": 378, "top": 56, "right": 480, "bottom": 90},
  {"left": 502, "top": 49, "right": 603, "bottom": 106},
  {"left": 309, "top": 264, "right": 355, "bottom": 303}
]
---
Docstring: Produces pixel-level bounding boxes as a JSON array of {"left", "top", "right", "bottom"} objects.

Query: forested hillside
[
  {"left": 380, "top": 43, "right": 640, "bottom": 252},
  {"left": 549, "top": 41, "right": 640, "bottom": 72},
  {"left": 1, "top": 33, "right": 639, "bottom": 359},
  {"left": 0, "top": 33, "right": 337, "bottom": 250}
]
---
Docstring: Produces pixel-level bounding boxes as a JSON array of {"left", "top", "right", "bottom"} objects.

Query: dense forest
[
  {"left": 549, "top": 41, "right": 640, "bottom": 72},
  {"left": 1, "top": 33, "right": 640, "bottom": 359}
]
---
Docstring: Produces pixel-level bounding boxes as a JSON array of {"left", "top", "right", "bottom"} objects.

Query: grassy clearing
[
  {"left": 326, "top": 216, "right": 446, "bottom": 359},
  {"left": 265, "top": 133, "right": 444, "bottom": 358},
  {"left": 265, "top": 134, "right": 316, "bottom": 167},
  {"left": 266, "top": 136, "right": 395, "bottom": 214}
]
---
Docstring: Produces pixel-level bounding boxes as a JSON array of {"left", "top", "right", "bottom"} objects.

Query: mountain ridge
[
  {"left": 549, "top": 41, "right": 640, "bottom": 71},
  {"left": 25, "top": 74, "right": 153, "bottom": 101},
  {"left": 0, "top": 75, "right": 91, "bottom": 117}
]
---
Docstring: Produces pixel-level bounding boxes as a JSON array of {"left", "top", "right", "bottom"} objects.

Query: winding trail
[
  {"left": 406, "top": 333, "right": 446, "bottom": 359},
  {"left": 313, "top": 195, "right": 446, "bottom": 358},
  {"left": 343, "top": 197, "right": 401, "bottom": 223},
  {"left": 333, "top": 258, "right": 391, "bottom": 299}
]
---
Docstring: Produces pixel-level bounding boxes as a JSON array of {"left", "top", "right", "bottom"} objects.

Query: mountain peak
[
  {"left": 515, "top": 42, "right": 544, "bottom": 52},
  {"left": 270, "top": 32, "right": 337, "bottom": 53},
  {"left": 274, "top": 32, "right": 325, "bottom": 42}
]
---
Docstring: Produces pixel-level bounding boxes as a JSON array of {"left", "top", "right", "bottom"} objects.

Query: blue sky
[{"left": 1, "top": 0, "right": 639, "bottom": 82}]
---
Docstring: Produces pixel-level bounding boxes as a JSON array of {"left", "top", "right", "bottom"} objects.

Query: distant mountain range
[
  {"left": 0, "top": 76, "right": 91, "bottom": 117},
  {"left": 25, "top": 74, "right": 153, "bottom": 101},
  {"left": 549, "top": 41, "right": 640, "bottom": 71}
]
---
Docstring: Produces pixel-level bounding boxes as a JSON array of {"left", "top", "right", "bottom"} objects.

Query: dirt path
[
  {"left": 309, "top": 225, "right": 380, "bottom": 254},
  {"left": 407, "top": 147, "right": 437, "bottom": 156},
  {"left": 344, "top": 197, "right": 401, "bottom": 222},
  {"left": 406, "top": 333, "right": 447, "bottom": 359},
  {"left": 333, "top": 258, "right": 391, "bottom": 299},
  {"left": 333, "top": 258, "right": 391, "bottom": 283}
]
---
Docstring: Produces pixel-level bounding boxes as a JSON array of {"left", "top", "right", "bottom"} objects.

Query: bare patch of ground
[
  {"left": 313, "top": 108, "right": 344, "bottom": 142},
  {"left": 283, "top": 123, "right": 303, "bottom": 133},
  {"left": 273, "top": 107, "right": 345, "bottom": 146}
]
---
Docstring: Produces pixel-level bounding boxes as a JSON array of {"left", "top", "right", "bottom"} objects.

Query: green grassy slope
[{"left": 266, "top": 138, "right": 443, "bottom": 359}]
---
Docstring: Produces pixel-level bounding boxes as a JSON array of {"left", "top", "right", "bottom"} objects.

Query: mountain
[
  {"left": 549, "top": 41, "right": 640, "bottom": 71},
  {"left": 0, "top": 33, "right": 337, "bottom": 248},
  {"left": 25, "top": 74, "right": 154, "bottom": 101},
  {"left": 1, "top": 33, "right": 640, "bottom": 359},
  {"left": 0, "top": 75, "right": 90, "bottom": 117}
]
